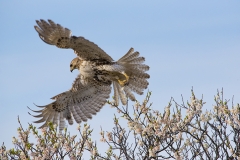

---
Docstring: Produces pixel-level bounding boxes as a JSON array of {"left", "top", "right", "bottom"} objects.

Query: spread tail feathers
[{"left": 113, "top": 48, "right": 150, "bottom": 105}]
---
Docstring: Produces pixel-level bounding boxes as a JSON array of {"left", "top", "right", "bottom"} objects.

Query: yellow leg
[{"left": 118, "top": 72, "right": 129, "bottom": 87}]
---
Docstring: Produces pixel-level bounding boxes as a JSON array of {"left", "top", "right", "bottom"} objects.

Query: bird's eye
[{"left": 70, "top": 64, "right": 73, "bottom": 67}]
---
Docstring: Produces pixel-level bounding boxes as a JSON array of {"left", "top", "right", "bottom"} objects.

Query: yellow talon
[{"left": 118, "top": 72, "right": 129, "bottom": 87}]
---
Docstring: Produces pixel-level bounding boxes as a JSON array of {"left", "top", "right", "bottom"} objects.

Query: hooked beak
[{"left": 70, "top": 69, "right": 73, "bottom": 72}]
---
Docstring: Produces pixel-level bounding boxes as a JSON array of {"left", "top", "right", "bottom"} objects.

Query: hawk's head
[{"left": 70, "top": 57, "right": 81, "bottom": 72}]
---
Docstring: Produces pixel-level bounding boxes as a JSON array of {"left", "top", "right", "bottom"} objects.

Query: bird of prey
[{"left": 30, "top": 19, "right": 150, "bottom": 131}]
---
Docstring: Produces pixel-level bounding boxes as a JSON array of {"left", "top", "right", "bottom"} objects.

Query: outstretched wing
[
  {"left": 34, "top": 19, "right": 113, "bottom": 62},
  {"left": 29, "top": 75, "right": 111, "bottom": 131}
]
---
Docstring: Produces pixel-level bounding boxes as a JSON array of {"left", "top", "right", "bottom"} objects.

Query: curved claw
[{"left": 118, "top": 72, "right": 129, "bottom": 87}]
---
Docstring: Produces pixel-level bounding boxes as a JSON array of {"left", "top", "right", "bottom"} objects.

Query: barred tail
[{"left": 113, "top": 48, "right": 150, "bottom": 105}]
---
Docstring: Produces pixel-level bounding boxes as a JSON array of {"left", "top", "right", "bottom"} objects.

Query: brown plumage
[{"left": 29, "top": 19, "right": 150, "bottom": 131}]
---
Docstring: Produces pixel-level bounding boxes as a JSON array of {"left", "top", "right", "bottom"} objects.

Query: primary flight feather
[{"left": 30, "top": 19, "right": 150, "bottom": 131}]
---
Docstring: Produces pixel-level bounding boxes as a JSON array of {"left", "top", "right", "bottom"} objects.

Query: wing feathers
[
  {"left": 47, "top": 19, "right": 57, "bottom": 28},
  {"left": 34, "top": 19, "right": 113, "bottom": 61},
  {"left": 75, "top": 105, "right": 88, "bottom": 121},
  {"left": 69, "top": 106, "right": 82, "bottom": 123},
  {"left": 30, "top": 75, "right": 111, "bottom": 131},
  {"left": 52, "top": 112, "right": 59, "bottom": 126},
  {"left": 59, "top": 112, "right": 65, "bottom": 131},
  {"left": 79, "top": 104, "right": 93, "bottom": 119}
]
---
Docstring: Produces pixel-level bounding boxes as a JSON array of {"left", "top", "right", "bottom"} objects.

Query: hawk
[{"left": 30, "top": 19, "right": 150, "bottom": 131}]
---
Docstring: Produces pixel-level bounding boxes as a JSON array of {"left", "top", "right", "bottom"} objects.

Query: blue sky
[{"left": 1, "top": 0, "right": 240, "bottom": 156}]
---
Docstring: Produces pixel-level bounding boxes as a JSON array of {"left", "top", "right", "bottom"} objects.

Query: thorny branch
[{"left": 1, "top": 89, "right": 240, "bottom": 159}]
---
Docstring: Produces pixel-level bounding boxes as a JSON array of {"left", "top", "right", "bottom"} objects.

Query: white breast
[{"left": 80, "top": 61, "right": 95, "bottom": 78}]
